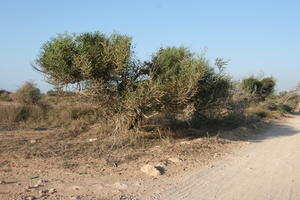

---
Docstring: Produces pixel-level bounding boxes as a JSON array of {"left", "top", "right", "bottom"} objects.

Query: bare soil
[{"left": 0, "top": 117, "right": 270, "bottom": 200}]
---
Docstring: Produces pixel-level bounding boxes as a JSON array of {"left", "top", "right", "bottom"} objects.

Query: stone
[
  {"left": 168, "top": 157, "right": 182, "bottom": 163},
  {"left": 88, "top": 138, "right": 97, "bottom": 142},
  {"left": 37, "top": 179, "right": 48, "bottom": 184},
  {"left": 32, "top": 184, "right": 42, "bottom": 188},
  {"left": 38, "top": 190, "right": 48, "bottom": 197},
  {"left": 49, "top": 188, "right": 56, "bottom": 194},
  {"left": 30, "top": 140, "right": 37, "bottom": 144},
  {"left": 26, "top": 196, "right": 36, "bottom": 200},
  {"left": 113, "top": 182, "right": 128, "bottom": 190},
  {"left": 141, "top": 164, "right": 162, "bottom": 177}
]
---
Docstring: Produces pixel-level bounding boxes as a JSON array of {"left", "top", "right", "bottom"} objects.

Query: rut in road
[{"left": 150, "top": 114, "right": 300, "bottom": 200}]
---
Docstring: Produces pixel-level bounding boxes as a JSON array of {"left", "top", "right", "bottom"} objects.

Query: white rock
[
  {"left": 113, "top": 182, "right": 128, "bottom": 190},
  {"left": 30, "top": 140, "right": 37, "bottom": 144},
  {"left": 141, "top": 164, "right": 162, "bottom": 177},
  {"left": 88, "top": 138, "right": 97, "bottom": 142},
  {"left": 180, "top": 141, "right": 191, "bottom": 145},
  {"left": 49, "top": 188, "right": 56, "bottom": 194},
  {"left": 31, "top": 184, "right": 42, "bottom": 188},
  {"left": 168, "top": 157, "right": 182, "bottom": 163}
]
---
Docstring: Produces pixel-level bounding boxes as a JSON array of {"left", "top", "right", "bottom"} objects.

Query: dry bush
[
  {"left": 13, "top": 82, "right": 41, "bottom": 105},
  {"left": 0, "top": 104, "right": 44, "bottom": 125},
  {"left": 45, "top": 102, "right": 100, "bottom": 128}
]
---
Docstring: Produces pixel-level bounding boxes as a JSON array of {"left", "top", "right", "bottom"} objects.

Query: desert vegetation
[{"left": 0, "top": 31, "right": 299, "bottom": 156}]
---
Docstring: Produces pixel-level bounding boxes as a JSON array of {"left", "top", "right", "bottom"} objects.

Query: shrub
[
  {"left": 278, "top": 104, "right": 293, "bottom": 113},
  {"left": 0, "top": 90, "right": 12, "bottom": 102},
  {"left": 34, "top": 31, "right": 144, "bottom": 97},
  {"left": 242, "top": 76, "right": 275, "bottom": 101},
  {"left": 0, "top": 104, "right": 44, "bottom": 124},
  {"left": 123, "top": 47, "right": 233, "bottom": 128},
  {"left": 13, "top": 82, "right": 41, "bottom": 105}
]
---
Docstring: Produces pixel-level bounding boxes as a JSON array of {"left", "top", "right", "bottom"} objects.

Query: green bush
[
  {"left": 0, "top": 90, "right": 12, "bottom": 102},
  {"left": 242, "top": 76, "right": 275, "bottom": 101},
  {"left": 278, "top": 104, "right": 293, "bottom": 113},
  {"left": 34, "top": 32, "right": 143, "bottom": 96}
]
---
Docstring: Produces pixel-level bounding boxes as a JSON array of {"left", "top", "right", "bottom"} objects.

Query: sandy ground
[
  {"left": 148, "top": 114, "right": 300, "bottom": 200},
  {"left": 2, "top": 114, "right": 299, "bottom": 200}
]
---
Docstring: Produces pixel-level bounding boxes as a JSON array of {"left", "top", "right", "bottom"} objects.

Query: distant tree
[
  {"left": 242, "top": 77, "right": 262, "bottom": 94},
  {"left": 242, "top": 76, "right": 275, "bottom": 101},
  {"left": 260, "top": 77, "right": 276, "bottom": 98}
]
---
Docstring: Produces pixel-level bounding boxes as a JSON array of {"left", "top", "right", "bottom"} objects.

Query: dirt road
[{"left": 150, "top": 114, "right": 300, "bottom": 200}]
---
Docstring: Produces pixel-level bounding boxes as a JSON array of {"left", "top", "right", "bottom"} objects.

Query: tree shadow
[
  {"left": 142, "top": 113, "right": 300, "bottom": 143},
  {"left": 219, "top": 113, "right": 300, "bottom": 143}
]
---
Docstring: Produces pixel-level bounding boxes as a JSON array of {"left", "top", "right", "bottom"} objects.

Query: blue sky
[{"left": 0, "top": 0, "right": 299, "bottom": 92}]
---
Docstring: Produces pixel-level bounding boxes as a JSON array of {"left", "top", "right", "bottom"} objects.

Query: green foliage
[
  {"left": 147, "top": 47, "right": 207, "bottom": 113},
  {"left": 0, "top": 90, "right": 12, "bottom": 102},
  {"left": 194, "top": 66, "right": 231, "bottom": 112},
  {"left": 242, "top": 77, "right": 262, "bottom": 94},
  {"left": 123, "top": 47, "right": 232, "bottom": 128},
  {"left": 242, "top": 76, "right": 275, "bottom": 100},
  {"left": 35, "top": 32, "right": 139, "bottom": 95},
  {"left": 13, "top": 82, "right": 41, "bottom": 105},
  {"left": 260, "top": 77, "right": 276, "bottom": 97}
]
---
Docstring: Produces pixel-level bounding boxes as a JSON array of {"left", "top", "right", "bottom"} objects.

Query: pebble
[
  {"left": 32, "top": 184, "right": 42, "bottom": 188},
  {"left": 30, "top": 140, "right": 37, "bottom": 144},
  {"left": 26, "top": 196, "right": 36, "bottom": 200},
  {"left": 37, "top": 179, "right": 48, "bottom": 184},
  {"left": 49, "top": 188, "right": 57, "bottom": 194},
  {"left": 168, "top": 157, "right": 182, "bottom": 163}
]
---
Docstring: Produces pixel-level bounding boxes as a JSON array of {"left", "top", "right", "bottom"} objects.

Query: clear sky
[{"left": 1, "top": 0, "right": 299, "bottom": 92}]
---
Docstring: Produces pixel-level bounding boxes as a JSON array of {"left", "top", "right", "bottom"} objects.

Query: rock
[
  {"left": 180, "top": 141, "right": 191, "bottom": 145},
  {"left": 26, "top": 196, "right": 36, "bottom": 200},
  {"left": 0, "top": 180, "right": 5, "bottom": 184},
  {"left": 37, "top": 179, "right": 48, "bottom": 184},
  {"left": 38, "top": 190, "right": 48, "bottom": 197},
  {"left": 168, "top": 157, "right": 182, "bottom": 163},
  {"left": 32, "top": 184, "right": 42, "bottom": 188},
  {"left": 113, "top": 182, "right": 128, "bottom": 190},
  {"left": 30, "top": 140, "right": 37, "bottom": 144},
  {"left": 72, "top": 196, "right": 81, "bottom": 200},
  {"left": 49, "top": 188, "right": 56, "bottom": 194},
  {"left": 156, "top": 162, "right": 167, "bottom": 168},
  {"left": 141, "top": 164, "right": 162, "bottom": 177},
  {"left": 88, "top": 138, "right": 97, "bottom": 142}
]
